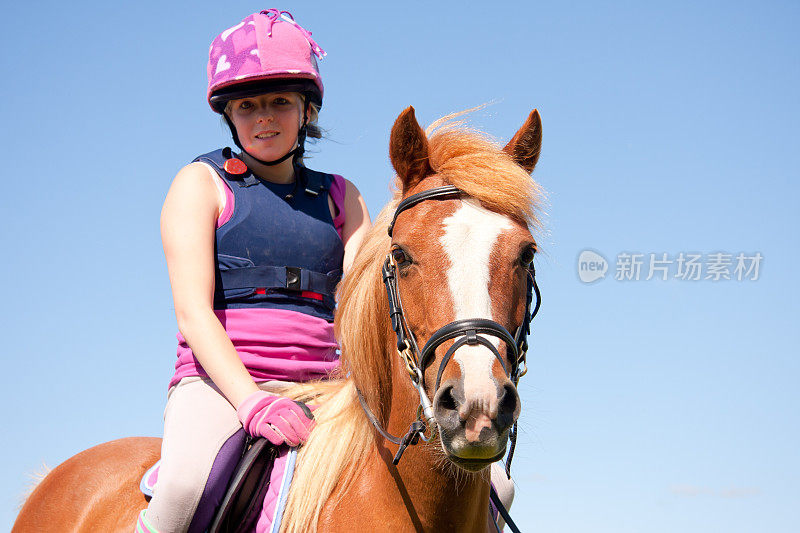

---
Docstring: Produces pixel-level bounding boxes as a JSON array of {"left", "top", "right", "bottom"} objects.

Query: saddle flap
[{"left": 208, "top": 438, "right": 277, "bottom": 533}]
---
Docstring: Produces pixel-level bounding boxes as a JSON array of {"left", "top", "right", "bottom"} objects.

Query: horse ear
[
  {"left": 503, "top": 109, "right": 542, "bottom": 174},
  {"left": 389, "top": 106, "right": 433, "bottom": 191}
]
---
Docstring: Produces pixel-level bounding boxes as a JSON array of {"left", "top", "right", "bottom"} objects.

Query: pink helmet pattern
[{"left": 207, "top": 9, "right": 326, "bottom": 113}]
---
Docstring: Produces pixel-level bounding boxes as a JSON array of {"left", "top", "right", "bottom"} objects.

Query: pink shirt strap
[
  {"left": 330, "top": 174, "right": 347, "bottom": 240},
  {"left": 217, "top": 179, "right": 235, "bottom": 228}
]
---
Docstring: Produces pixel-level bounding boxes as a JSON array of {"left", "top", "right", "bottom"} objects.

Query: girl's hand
[{"left": 236, "top": 390, "right": 315, "bottom": 446}]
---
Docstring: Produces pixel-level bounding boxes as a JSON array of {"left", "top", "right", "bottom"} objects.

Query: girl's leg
[
  {"left": 490, "top": 461, "right": 515, "bottom": 529},
  {"left": 143, "top": 378, "right": 246, "bottom": 533}
]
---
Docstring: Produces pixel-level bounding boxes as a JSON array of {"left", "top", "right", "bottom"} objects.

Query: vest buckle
[{"left": 286, "top": 267, "right": 302, "bottom": 290}]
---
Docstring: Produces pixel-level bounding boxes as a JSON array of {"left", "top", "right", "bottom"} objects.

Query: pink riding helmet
[{"left": 207, "top": 9, "right": 326, "bottom": 113}]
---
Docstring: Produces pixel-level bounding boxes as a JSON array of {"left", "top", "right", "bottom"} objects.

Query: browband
[{"left": 387, "top": 185, "right": 462, "bottom": 236}]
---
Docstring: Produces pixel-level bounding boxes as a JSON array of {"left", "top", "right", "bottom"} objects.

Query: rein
[{"left": 358, "top": 185, "right": 541, "bottom": 475}]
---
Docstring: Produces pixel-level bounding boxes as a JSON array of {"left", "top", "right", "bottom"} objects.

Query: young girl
[{"left": 137, "top": 9, "right": 371, "bottom": 532}]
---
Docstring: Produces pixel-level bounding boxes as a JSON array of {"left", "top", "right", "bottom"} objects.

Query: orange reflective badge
[{"left": 224, "top": 158, "right": 248, "bottom": 175}]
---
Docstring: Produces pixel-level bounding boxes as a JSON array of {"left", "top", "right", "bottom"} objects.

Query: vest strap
[
  {"left": 241, "top": 174, "right": 260, "bottom": 187},
  {"left": 195, "top": 150, "right": 258, "bottom": 187},
  {"left": 303, "top": 169, "right": 326, "bottom": 197},
  {"left": 219, "top": 265, "right": 341, "bottom": 297}
]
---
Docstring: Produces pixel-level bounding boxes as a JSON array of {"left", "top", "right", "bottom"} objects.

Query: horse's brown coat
[{"left": 13, "top": 437, "right": 158, "bottom": 532}]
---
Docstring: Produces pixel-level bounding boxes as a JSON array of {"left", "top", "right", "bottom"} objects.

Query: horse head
[{"left": 385, "top": 106, "right": 543, "bottom": 471}]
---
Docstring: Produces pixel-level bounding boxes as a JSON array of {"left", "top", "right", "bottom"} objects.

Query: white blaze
[{"left": 441, "top": 200, "right": 511, "bottom": 416}]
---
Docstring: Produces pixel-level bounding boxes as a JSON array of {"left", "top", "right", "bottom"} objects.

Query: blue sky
[{"left": 2, "top": 1, "right": 798, "bottom": 531}]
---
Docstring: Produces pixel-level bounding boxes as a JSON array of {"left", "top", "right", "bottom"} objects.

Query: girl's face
[{"left": 227, "top": 92, "right": 304, "bottom": 160}]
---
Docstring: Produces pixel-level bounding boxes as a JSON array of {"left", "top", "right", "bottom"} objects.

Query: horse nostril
[
  {"left": 497, "top": 383, "right": 520, "bottom": 430},
  {"left": 437, "top": 385, "right": 458, "bottom": 412},
  {"left": 433, "top": 383, "right": 465, "bottom": 431}
]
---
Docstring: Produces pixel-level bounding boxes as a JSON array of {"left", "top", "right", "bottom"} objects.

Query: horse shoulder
[
  {"left": 314, "top": 451, "right": 392, "bottom": 532},
  {"left": 316, "top": 447, "right": 476, "bottom": 532}
]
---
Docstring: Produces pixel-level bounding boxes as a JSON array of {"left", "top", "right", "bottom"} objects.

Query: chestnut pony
[{"left": 14, "top": 106, "right": 543, "bottom": 533}]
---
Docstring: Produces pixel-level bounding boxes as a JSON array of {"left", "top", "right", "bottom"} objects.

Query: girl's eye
[
  {"left": 520, "top": 245, "right": 536, "bottom": 266},
  {"left": 273, "top": 97, "right": 289, "bottom": 105},
  {"left": 391, "top": 247, "right": 412, "bottom": 268},
  {"left": 238, "top": 101, "right": 254, "bottom": 110}
]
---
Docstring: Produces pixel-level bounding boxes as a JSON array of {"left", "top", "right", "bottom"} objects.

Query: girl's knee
[{"left": 152, "top": 472, "right": 205, "bottom": 507}]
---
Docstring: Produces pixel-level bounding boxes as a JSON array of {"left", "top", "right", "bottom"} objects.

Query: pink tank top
[{"left": 169, "top": 173, "right": 348, "bottom": 389}]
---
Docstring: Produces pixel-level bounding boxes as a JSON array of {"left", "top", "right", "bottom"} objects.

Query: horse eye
[
  {"left": 392, "top": 247, "right": 412, "bottom": 267},
  {"left": 520, "top": 245, "right": 536, "bottom": 266}
]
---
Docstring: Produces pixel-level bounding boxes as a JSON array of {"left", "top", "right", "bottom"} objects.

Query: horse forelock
[{"left": 423, "top": 109, "right": 545, "bottom": 230}]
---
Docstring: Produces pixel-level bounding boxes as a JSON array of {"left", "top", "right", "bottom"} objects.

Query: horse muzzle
[{"left": 433, "top": 378, "right": 520, "bottom": 471}]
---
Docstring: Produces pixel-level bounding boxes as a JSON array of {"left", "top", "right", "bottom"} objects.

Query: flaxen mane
[{"left": 279, "top": 111, "right": 542, "bottom": 533}]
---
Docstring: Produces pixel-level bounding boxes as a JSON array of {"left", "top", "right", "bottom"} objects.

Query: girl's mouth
[{"left": 255, "top": 131, "right": 279, "bottom": 139}]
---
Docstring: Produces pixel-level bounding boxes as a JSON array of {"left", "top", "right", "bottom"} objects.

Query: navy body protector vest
[{"left": 193, "top": 148, "right": 344, "bottom": 322}]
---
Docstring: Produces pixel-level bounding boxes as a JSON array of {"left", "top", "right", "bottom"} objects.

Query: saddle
[{"left": 141, "top": 438, "right": 296, "bottom": 533}]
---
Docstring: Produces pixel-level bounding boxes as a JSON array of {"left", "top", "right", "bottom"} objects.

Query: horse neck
[{"left": 381, "top": 341, "right": 491, "bottom": 530}]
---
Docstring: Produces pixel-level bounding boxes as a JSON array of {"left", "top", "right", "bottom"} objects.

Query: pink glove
[{"left": 236, "top": 391, "right": 315, "bottom": 446}]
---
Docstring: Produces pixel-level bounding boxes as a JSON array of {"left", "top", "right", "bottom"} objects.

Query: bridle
[{"left": 357, "top": 185, "right": 541, "bottom": 476}]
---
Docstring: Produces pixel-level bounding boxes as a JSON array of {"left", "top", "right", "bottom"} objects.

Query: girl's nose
[{"left": 254, "top": 104, "right": 275, "bottom": 122}]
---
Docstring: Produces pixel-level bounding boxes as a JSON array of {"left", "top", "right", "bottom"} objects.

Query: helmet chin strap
[{"left": 224, "top": 99, "right": 310, "bottom": 167}]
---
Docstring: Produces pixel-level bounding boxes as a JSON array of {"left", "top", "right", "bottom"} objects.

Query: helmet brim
[{"left": 209, "top": 78, "right": 322, "bottom": 113}]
